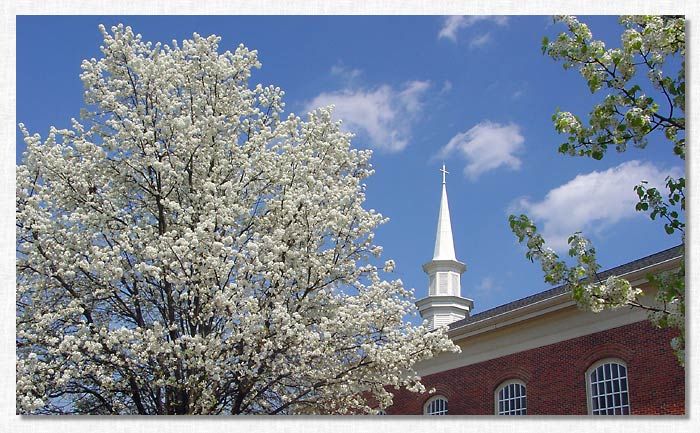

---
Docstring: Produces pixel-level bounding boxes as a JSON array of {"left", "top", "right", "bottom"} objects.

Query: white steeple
[
  {"left": 433, "top": 165, "right": 456, "bottom": 261},
  {"left": 416, "top": 164, "right": 473, "bottom": 330}
]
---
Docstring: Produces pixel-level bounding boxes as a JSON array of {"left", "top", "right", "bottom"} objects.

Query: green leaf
[
  {"left": 588, "top": 76, "right": 600, "bottom": 93},
  {"left": 666, "top": 79, "right": 677, "bottom": 96}
]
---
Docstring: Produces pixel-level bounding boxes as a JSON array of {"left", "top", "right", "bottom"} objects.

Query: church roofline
[{"left": 447, "top": 245, "right": 684, "bottom": 336}]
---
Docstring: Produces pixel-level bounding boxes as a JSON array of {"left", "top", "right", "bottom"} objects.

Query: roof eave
[{"left": 447, "top": 247, "right": 683, "bottom": 341}]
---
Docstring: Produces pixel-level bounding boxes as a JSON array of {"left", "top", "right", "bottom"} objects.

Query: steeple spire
[
  {"left": 416, "top": 164, "right": 473, "bottom": 330},
  {"left": 433, "top": 164, "right": 456, "bottom": 261}
]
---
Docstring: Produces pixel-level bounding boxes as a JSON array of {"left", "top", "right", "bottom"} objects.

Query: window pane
[
  {"left": 425, "top": 397, "right": 448, "bottom": 415},
  {"left": 497, "top": 383, "right": 526, "bottom": 416},
  {"left": 590, "top": 362, "right": 630, "bottom": 416}
]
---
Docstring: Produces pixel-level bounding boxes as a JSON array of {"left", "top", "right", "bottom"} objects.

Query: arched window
[
  {"left": 424, "top": 395, "right": 448, "bottom": 415},
  {"left": 495, "top": 380, "right": 527, "bottom": 415},
  {"left": 586, "top": 359, "right": 630, "bottom": 415}
]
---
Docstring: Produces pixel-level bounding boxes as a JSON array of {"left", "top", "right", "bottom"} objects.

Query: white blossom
[{"left": 16, "top": 24, "right": 457, "bottom": 415}]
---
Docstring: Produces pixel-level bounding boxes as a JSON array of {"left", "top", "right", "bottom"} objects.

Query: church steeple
[
  {"left": 416, "top": 164, "right": 473, "bottom": 330},
  {"left": 433, "top": 164, "right": 456, "bottom": 261}
]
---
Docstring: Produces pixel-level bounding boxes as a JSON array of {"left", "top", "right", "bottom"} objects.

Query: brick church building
[{"left": 386, "top": 168, "right": 685, "bottom": 415}]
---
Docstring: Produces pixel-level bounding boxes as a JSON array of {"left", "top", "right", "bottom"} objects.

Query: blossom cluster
[
  {"left": 16, "top": 24, "right": 457, "bottom": 414},
  {"left": 530, "top": 16, "right": 685, "bottom": 365},
  {"left": 510, "top": 213, "right": 684, "bottom": 365},
  {"left": 545, "top": 15, "right": 685, "bottom": 159}
]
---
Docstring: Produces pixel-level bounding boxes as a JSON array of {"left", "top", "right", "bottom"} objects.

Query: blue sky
[{"left": 16, "top": 15, "right": 684, "bottom": 315}]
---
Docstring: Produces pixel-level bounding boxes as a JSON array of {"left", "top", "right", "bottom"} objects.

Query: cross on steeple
[{"left": 440, "top": 163, "right": 449, "bottom": 185}]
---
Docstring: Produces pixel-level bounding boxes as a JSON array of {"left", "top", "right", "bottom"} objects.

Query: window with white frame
[
  {"left": 587, "top": 359, "right": 630, "bottom": 415},
  {"left": 495, "top": 380, "right": 527, "bottom": 415},
  {"left": 424, "top": 396, "right": 448, "bottom": 415}
]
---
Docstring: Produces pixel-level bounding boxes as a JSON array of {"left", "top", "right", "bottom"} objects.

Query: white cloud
[
  {"left": 440, "top": 80, "right": 453, "bottom": 94},
  {"left": 438, "top": 15, "right": 509, "bottom": 43},
  {"left": 330, "top": 63, "right": 362, "bottom": 83},
  {"left": 305, "top": 80, "right": 431, "bottom": 152},
  {"left": 512, "top": 89, "right": 524, "bottom": 99},
  {"left": 398, "top": 80, "right": 430, "bottom": 114},
  {"left": 437, "top": 121, "right": 525, "bottom": 180},
  {"left": 510, "top": 160, "right": 683, "bottom": 251},
  {"left": 474, "top": 276, "right": 500, "bottom": 296},
  {"left": 469, "top": 33, "right": 492, "bottom": 48}
]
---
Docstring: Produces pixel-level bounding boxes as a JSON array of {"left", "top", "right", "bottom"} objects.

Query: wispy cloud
[
  {"left": 486, "top": 79, "right": 527, "bottom": 100},
  {"left": 469, "top": 276, "right": 506, "bottom": 309},
  {"left": 509, "top": 160, "right": 683, "bottom": 251},
  {"left": 330, "top": 62, "right": 362, "bottom": 84},
  {"left": 469, "top": 33, "right": 492, "bottom": 48},
  {"left": 438, "top": 15, "right": 509, "bottom": 44},
  {"left": 440, "top": 80, "right": 453, "bottom": 94},
  {"left": 305, "top": 80, "right": 431, "bottom": 152},
  {"left": 398, "top": 80, "right": 430, "bottom": 114},
  {"left": 474, "top": 276, "right": 501, "bottom": 296},
  {"left": 437, "top": 121, "right": 525, "bottom": 180}
]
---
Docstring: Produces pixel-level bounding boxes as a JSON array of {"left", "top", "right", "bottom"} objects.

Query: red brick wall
[{"left": 388, "top": 320, "right": 684, "bottom": 415}]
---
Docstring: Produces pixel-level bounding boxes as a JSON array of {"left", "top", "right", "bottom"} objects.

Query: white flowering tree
[
  {"left": 16, "top": 24, "right": 457, "bottom": 414},
  {"left": 509, "top": 16, "right": 685, "bottom": 364}
]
